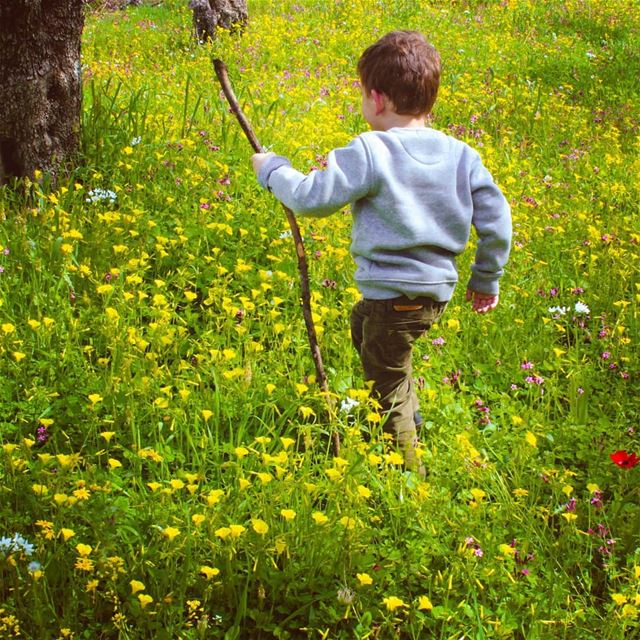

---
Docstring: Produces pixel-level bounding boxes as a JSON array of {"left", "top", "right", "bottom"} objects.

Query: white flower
[
  {"left": 548, "top": 306, "right": 568, "bottom": 316},
  {"left": 574, "top": 301, "right": 590, "bottom": 315},
  {"left": 130, "top": 136, "right": 142, "bottom": 146},
  {"left": 86, "top": 188, "right": 117, "bottom": 205},
  {"left": 339, "top": 397, "right": 360, "bottom": 414}
]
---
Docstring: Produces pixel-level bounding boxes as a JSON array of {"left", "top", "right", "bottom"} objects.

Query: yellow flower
[
  {"left": 192, "top": 514, "right": 205, "bottom": 526},
  {"left": 162, "top": 527, "right": 180, "bottom": 541},
  {"left": 75, "top": 558, "right": 94, "bottom": 571},
  {"left": 357, "top": 573, "right": 373, "bottom": 586},
  {"left": 206, "top": 489, "right": 224, "bottom": 505},
  {"left": 235, "top": 446, "right": 249, "bottom": 459},
  {"left": 86, "top": 579, "right": 99, "bottom": 592},
  {"left": 513, "top": 488, "right": 529, "bottom": 498},
  {"left": 201, "top": 410, "right": 213, "bottom": 421},
  {"left": 32, "top": 484, "right": 48, "bottom": 496},
  {"left": 147, "top": 482, "right": 161, "bottom": 492},
  {"left": 215, "top": 527, "right": 231, "bottom": 539},
  {"left": 13, "top": 351, "right": 26, "bottom": 362},
  {"left": 525, "top": 431, "right": 537, "bottom": 448},
  {"left": 169, "top": 479, "right": 185, "bottom": 490},
  {"left": 280, "top": 437, "right": 295, "bottom": 450},
  {"left": 385, "top": 452, "right": 404, "bottom": 466},
  {"left": 100, "top": 431, "right": 116, "bottom": 442},
  {"left": 252, "top": 519, "right": 269, "bottom": 535},
  {"left": 339, "top": 516, "right": 356, "bottom": 530},
  {"left": 383, "top": 596, "right": 407, "bottom": 612},
  {"left": 612, "top": 593, "right": 628, "bottom": 606},
  {"left": 470, "top": 488, "right": 486, "bottom": 501},
  {"left": 562, "top": 484, "right": 574, "bottom": 496},
  {"left": 130, "top": 580, "right": 145, "bottom": 594},
  {"left": 76, "top": 543, "right": 92, "bottom": 557},
  {"left": 299, "top": 406, "right": 315, "bottom": 419},
  {"left": 138, "top": 594, "right": 153, "bottom": 608},
  {"left": 562, "top": 513, "right": 578, "bottom": 522},
  {"left": 499, "top": 544, "right": 516, "bottom": 557},
  {"left": 366, "top": 412, "right": 382, "bottom": 424},
  {"left": 312, "top": 511, "right": 328, "bottom": 525},
  {"left": 256, "top": 472, "right": 273, "bottom": 484},
  {"left": 72, "top": 487, "right": 90, "bottom": 500},
  {"left": 1, "top": 322, "right": 15, "bottom": 333},
  {"left": 60, "top": 528, "right": 75, "bottom": 541},
  {"left": 108, "top": 458, "right": 122, "bottom": 469},
  {"left": 325, "top": 468, "right": 342, "bottom": 481},
  {"left": 357, "top": 485, "right": 372, "bottom": 499},
  {"left": 88, "top": 393, "right": 103, "bottom": 405},
  {"left": 417, "top": 595, "right": 433, "bottom": 611},
  {"left": 238, "top": 477, "right": 251, "bottom": 491},
  {"left": 229, "top": 524, "right": 245, "bottom": 538},
  {"left": 280, "top": 509, "right": 296, "bottom": 521},
  {"left": 200, "top": 565, "right": 220, "bottom": 579}
]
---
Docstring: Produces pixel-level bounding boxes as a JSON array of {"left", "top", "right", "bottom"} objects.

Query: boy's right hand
[
  {"left": 252, "top": 152, "right": 276, "bottom": 176},
  {"left": 465, "top": 288, "right": 499, "bottom": 314}
]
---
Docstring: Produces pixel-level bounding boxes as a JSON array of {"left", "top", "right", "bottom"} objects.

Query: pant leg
[{"left": 350, "top": 297, "right": 446, "bottom": 470}]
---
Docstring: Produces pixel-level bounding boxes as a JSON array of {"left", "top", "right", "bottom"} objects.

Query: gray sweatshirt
[{"left": 258, "top": 127, "right": 511, "bottom": 301}]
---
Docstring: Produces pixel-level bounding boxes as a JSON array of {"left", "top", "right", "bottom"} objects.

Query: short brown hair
[{"left": 357, "top": 31, "right": 441, "bottom": 116}]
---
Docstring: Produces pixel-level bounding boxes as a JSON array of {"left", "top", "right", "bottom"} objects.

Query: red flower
[{"left": 610, "top": 450, "right": 639, "bottom": 468}]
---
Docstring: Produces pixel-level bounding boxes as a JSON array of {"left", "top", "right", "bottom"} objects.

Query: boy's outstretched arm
[{"left": 250, "top": 138, "right": 373, "bottom": 217}]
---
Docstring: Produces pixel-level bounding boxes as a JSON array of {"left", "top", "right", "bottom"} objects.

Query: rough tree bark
[
  {"left": 0, "top": 0, "right": 85, "bottom": 182},
  {"left": 189, "top": 0, "right": 247, "bottom": 43}
]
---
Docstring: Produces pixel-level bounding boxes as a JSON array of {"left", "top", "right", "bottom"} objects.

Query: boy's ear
[{"left": 371, "top": 89, "right": 388, "bottom": 115}]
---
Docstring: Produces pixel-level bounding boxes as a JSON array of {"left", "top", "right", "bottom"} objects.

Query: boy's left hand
[
  {"left": 252, "top": 152, "right": 275, "bottom": 176},
  {"left": 466, "top": 288, "right": 499, "bottom": 314}
]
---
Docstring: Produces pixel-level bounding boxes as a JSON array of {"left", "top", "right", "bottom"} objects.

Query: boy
[{"left": 252, "top": 31, "right": 511, "bottom": 475}]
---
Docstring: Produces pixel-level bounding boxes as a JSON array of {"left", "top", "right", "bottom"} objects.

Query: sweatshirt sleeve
[
  {"left": 467, "top": 156, "right": 512, "bottom": 295},
  {"left": 257, "top": 136, "right": 373, "bottom": 217}
]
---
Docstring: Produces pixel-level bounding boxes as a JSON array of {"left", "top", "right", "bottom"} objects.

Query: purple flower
[
  {"left": 601, "top": 352, "right": 611, "bottom": 360},
  {"left": 432, "top": 337, "right": 445, "bottom": 346},
  {"left": 521, "top": 361, "right": 534, "bottom": 370},
  {"left": 36, "top": 425, "right": 50, "bottom": 444}
]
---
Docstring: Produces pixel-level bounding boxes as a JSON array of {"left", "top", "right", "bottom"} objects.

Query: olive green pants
[{"left": 350, "top": 296, "right": 447, "bottom": 471}]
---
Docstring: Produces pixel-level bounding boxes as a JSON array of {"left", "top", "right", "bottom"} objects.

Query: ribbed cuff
[{"left": 257, "top": 155, "right": 291, "bottom": 190}]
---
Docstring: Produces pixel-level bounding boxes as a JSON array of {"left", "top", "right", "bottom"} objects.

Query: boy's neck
[{"left": 376, "top": 113, "right": 426, "bottom": 131}]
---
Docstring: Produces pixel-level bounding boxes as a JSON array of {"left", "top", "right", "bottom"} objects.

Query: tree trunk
[
  {"left": 0, "top": 0, "right": 85, "bottom": 182},
  {"left": 188, "top": 0, "right": 247, "bottom": 43}
]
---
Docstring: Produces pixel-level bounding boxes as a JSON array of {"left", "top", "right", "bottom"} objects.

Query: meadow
[{"left": 1, "top": 0, "right": 639, "bottom": 637}]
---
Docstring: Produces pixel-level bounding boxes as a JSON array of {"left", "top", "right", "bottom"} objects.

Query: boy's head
[{"left": 357, "top": 31, "right": 440, "bottom": 116}]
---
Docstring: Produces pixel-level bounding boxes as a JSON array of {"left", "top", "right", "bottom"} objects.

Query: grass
[{"left": 1, "top": 0, "right": 639, "bottom": 638}]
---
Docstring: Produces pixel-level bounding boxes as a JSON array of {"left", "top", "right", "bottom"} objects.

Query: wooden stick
[{"left": 213, "top": 59, "right": 339, "bottom": 455}]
